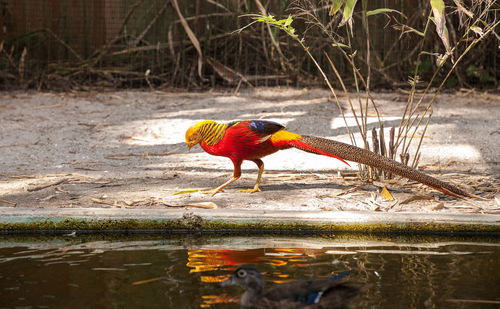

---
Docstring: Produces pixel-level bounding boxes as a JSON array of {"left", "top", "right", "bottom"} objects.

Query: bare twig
[
  {"left": 27, "top": 179, "right": 67, "bottom": 192},
  {"left": 0, "top": 199, "right": 17, "bottom": 206}
]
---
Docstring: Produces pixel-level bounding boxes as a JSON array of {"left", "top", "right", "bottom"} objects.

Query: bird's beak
[
  {"left": 219, "top": 276, "right": 234, "bottom": 287},
  {"left": 187, "top": 142, "right": 198, "bottom": 151}
]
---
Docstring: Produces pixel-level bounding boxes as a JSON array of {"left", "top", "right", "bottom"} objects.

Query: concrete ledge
[{"left": 1, "top": 207, "right": 499, "bottom": 234}]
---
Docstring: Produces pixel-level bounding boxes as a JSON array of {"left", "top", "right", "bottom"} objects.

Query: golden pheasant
[{"left": 185, "top": 120, "right": 475, "bottom": 198}]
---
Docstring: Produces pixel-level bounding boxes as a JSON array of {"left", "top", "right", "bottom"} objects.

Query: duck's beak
[{"left": 219, "top": 276, "right": 234, "bottom": 287}]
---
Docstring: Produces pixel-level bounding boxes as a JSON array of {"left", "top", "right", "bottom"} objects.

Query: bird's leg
[
  {"left": 202, "top": 159, "right": 242, "bottom": 196},
  {"left": 239, "top": 159, "right": 264, "bottom": 193}
]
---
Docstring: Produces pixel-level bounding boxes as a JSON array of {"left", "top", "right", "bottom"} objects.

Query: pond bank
[{"left": 1, "top": 208, "right": 499, "bottom": 234}]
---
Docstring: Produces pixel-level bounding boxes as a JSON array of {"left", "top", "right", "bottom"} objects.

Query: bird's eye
[
  {"left": 189, "top": 133, "right": 199, "bottom": 142},
  {"left": 237, "top": 270, "right": 247, "bottom": 277}
]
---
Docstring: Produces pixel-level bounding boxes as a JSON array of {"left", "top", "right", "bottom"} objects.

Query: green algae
[{"left": 0, "top": 216, "right": 498, "bottom": 234}]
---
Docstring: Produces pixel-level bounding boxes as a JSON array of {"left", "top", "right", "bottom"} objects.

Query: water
[{"left": 0, "top": 234, "right": 499, "bottom": 308}]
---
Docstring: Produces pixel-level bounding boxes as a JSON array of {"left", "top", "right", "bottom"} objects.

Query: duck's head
[{"left": 220, "top": 266, "right": 264, "bottom": 289}]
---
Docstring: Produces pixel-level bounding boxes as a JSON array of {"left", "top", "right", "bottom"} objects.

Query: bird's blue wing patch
[
  {"left": 248, "top": 120, "right": 285, "bottom": 135},
  {"left": 306, "top": 292, "right": 321, "bottom": 304},
  {"left": 293, "top": 291, "right": 321, "bottom": 305},
  {"left": 330, "top": 270, "right": 352, "bottom": 281},
  {"left": 293, "top": 271, "right": 352, "bottom": 305}
]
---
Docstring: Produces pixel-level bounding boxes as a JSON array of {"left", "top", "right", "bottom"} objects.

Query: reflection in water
[
  {"left": 0, "top": 235, "right": 499, "bottom": 308},
  {"left": 187, "top": 248, "right": 326, "bottom": 273}
]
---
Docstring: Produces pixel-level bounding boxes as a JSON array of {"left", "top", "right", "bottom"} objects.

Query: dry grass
[{"left": 0, "top": 0, "right": 497, "bottom": 90}]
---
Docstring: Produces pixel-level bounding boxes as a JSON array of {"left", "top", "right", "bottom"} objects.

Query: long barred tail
[{"left": 291, "top": 135, "right": 476, "bottom": 198}]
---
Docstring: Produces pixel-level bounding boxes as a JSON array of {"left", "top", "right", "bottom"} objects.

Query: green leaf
[
  {"left": 257, "top": 15, "right": 275, "bottom": 23},
  {"left": 330, "top": 0, "right": 344, "bottom": 16},
  {"left": 339, "top": 0, "right": 358, "bottom": 29},
  {"left": 284, "top": 15, "right": 293, "bottom": 27},
  {"left": 171, "top": 189, "right": 199, "bottom": 195},
  {"left": 332, "top": 42, "right": 350, "bottom": 48},
  {"left": 393, "top": 24, "right": 425, "bottom": 37},
  {"left": 430, "top": 0, "right": 444, "bottom": 13},
  {"left": 400, "top": 25, "right": 425, "bottom": 37},
  {"left": 436, "top": 54, "right": 447, "bottom": 67},
  {"left": 366, "top": 8, "right": 399, "bottom": 16},
  {"left": 470, "top": 25, "right": 484, "bottom": 37}
]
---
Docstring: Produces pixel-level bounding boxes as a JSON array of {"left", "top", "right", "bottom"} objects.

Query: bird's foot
[
  {"left": 201, "top": 188, "right": 224, "bottom": 197},
  {"left": 239, "top": 187, "right": 261, "bottom": 193}
]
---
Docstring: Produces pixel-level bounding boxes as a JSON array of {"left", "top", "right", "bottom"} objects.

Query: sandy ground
[{"left": 0, "top": 88, "right": 499, "bottom": 215}]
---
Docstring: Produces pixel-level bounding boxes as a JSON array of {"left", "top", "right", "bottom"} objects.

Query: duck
[{"left": 219, "top": 266, "right": 360, "bottom": 309}]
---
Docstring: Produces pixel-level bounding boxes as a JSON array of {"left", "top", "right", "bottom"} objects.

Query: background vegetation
[{"left": 0, "top": 0, "right": 498, "bottom": 90}]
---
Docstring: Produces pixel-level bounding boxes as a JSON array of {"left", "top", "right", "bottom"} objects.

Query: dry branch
[{"left": 170, "top": 0, "right": 205, "bottom": 81}]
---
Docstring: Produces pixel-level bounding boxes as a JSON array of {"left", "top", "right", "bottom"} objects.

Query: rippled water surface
[{"left": 0, "top": 234, "right": 499, "bottom": 308}]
